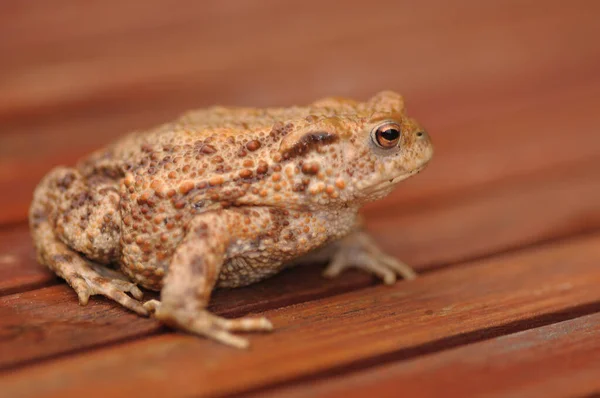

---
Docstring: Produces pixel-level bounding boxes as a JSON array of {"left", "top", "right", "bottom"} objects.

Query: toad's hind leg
[
  {"left": 144, "top": 210, "right": 274, "bottom": 349},
  {"left": 29, "top": 167, "right": 147, "bottom": 315}
]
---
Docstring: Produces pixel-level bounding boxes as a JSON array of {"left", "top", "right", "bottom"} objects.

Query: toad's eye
[{"left": 372, "top": 122, "right": 401, "bottom": 149}]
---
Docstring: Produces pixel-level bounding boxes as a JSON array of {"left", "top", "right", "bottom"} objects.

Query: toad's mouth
[
  {"left": 366, "top": 165, "right": 427, "bottom": 194},
  {"left": 389, "top": 164, "right": 427, "bottom": 183}
]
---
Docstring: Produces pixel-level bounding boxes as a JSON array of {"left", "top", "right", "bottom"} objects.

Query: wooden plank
[
  {"left": 0, "top": 265, "right": 372, "bottom": 370},
  {"left": 1, "top": 156, "right": 599, "bottom": 365},
  {"left": 1, "top": 233, "right": 600, "bottom": 397},
  {"left": 0, "top": 287, "right": 162, "bottom": 370},
  {"left": 0, "top": 224, "right": 55, "bottom": 296},
  {"left": 365, "top": 157, "right": 600, "bottom": 270},
  {"left": 260, "top": 313, "right": 600, "bottom": 398}
]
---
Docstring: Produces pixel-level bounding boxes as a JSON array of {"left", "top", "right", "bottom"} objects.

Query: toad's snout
[{"left": 414, "top": 130, "right": 434, "bottom": 167}]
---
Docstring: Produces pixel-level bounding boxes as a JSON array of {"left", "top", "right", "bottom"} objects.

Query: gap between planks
[{"left": 1, "top": 232, "right": 600, "bottom": 398}]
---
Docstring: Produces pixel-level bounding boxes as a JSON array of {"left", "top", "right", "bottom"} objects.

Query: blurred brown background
[
  {"left": 3, "top": 2, "right": 600, "bottom": 397},
  {"left": 1, "top": 0, "right": 599, "bottom": 225}
]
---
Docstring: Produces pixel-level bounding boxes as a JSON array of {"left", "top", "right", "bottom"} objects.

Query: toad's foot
[
  {"left": 70, "top": 262, "right": 147, "bottom": 316},
  {"left": 144, "top": 300, "right": 273, "bottom": 349},
  {"left": 323, "top": 230, "right": 417, "bottom": 284}
]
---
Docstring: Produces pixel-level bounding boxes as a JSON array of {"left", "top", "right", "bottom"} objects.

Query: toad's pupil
[{"left": 381, "top": 128, "right": 400, "bottom": 141}]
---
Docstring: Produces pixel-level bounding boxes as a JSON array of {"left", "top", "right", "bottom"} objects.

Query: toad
[{"left": 30, "top": 91, "right": 433, "bottom": 348}]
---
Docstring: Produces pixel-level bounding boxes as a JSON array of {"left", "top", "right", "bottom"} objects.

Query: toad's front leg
[
  {"left": 323, "top": 229, "right": 417, "bottom": 284},
  {"left": 144, "top": 209, "right": 277, "bottom": 349}
]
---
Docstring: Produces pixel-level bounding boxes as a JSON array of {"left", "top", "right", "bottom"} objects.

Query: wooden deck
[{"left": 1, "top": 1, "right": 600, "bottom": 397}]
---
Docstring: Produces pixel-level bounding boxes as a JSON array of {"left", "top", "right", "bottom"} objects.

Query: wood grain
[
  {"left": 260, "top": 313, "right": 600, "bottom": 398},
  {"left": 0, "top": 224, "right": 54, "bottom": 296},
  {"left": 2, "top": 233, "right": 600, "bottom": 397},
  {"left": 0, "top": 265, "right": 373, "bottom": 370},
  {"left": 367, "top": 156, "right": 600, "bottom": 268}
]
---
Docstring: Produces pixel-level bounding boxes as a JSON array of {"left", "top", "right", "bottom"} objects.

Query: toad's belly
[{"left": 217, "top": 256, "right": 292, "bottom": 288}]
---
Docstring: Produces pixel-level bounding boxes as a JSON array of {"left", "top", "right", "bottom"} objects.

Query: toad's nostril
[{"left": 416, "top": 131, "right": 424, "bottom": 138}]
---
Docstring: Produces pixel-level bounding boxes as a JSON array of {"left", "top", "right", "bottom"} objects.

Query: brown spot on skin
[
  {"left": 196, "top": 181, "right": 208, "bottom": 189},
  {"left": 243, "top": 159, "right": 254, "bottom": 167},
  {"left": 124, "top": 175, "right": 134, "bottom": 187},
  {"left": 239, "top": 169, "right": 253, "bottom": 179},
  {"left": 209, "top": 176, "right": 224, "bottom": 186},
  {"left": 150, "top": 180, "right": 161, "bottom": 191},
  {"left": 139, "top": 191, "right": 151, "bottom": 202},
  {"left": 179, "top": 181, "right": 195, "bottom": 195},
  {"left": 246, "top": 140, "right": 261, "bottom": 151},
  {"left": 167, "top": 189, "right": 176, "bottom": 198},
  {"left": 301, "top": 162, "right": 320, "bottom": 175},
  {"left": 256, "top": 161, "right": 269, "bottom": 175},
  {"left": 281, "top": 131, "right": 338, "bottom": 159},
  {"left": 292, "top": 182, "right": 306, "bottom": 192},
  {"left": 57, "top": 173, "right": 76, "bottom": 191},
  {"left": 272, "top": 173, "right": 281, "bottom": 182},
  {"left": 72, "top": 192, "right": 91, "bottom": 209},
  {"left": 173, "top": 200, "right": 186, "bottom": 209},
  {"left": 201, "top": 144, "right": 217, "bottom": 154},
  {"left": 31, "top": 209, "right": 47, "bottom": 228},
  {"left": 212, "top": 156, "right": 224, "bottom": 163},
  {"left": 305, "top": 115, "right": 319, "bottom": 123},
  {"left": 168, "top": 171, "right": 177, "bottom": 179},
  {"left": 269, "top": 122, "right": 294, "bottom": 140},
  {"left": 335, "top": 179, "right": 346, "bottom": 189}
]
